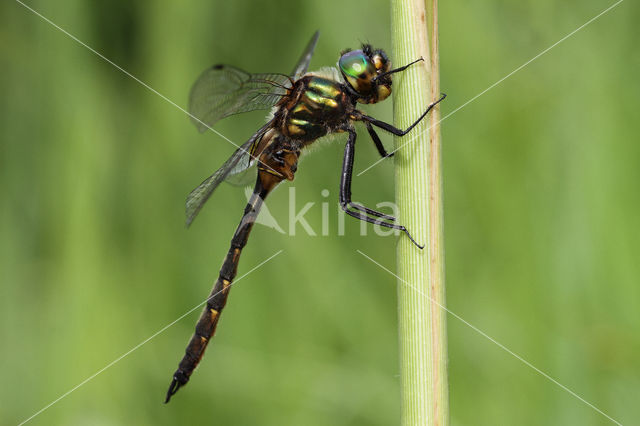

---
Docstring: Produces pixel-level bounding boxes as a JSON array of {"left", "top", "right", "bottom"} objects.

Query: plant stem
[{"left": 391, "top": 0, "right": 449, "bottom": 425}]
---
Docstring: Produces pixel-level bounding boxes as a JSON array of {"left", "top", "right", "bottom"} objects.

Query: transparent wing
[
  {"left": 188, "top": 31, "right": 319, "bottom": 133},
  {"left": 224, "top": 166, "right": 258, "bottom": 187},
  {"left": 291, "top": 31, "right": 320, "bottom": 79},
  {"left": 186, "top": 31, "right": 320, "bottom": 223},
  {"left": 188, "top": 66, "right": 290, "bottom": 133},
  {"left": 185, "top": 121, "right": 274, "bottom": 226}
]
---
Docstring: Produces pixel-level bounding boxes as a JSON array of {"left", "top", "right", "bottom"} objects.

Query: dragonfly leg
[
  {"left": 341, "top": 129, "right": 394, "bottom": 218},
  {"left": 343, "top": 206, "right": 424, "bottom": 249},
  {"left": 349, "top": 202, "right": 396, "bottom": 221},
  {"left": 339, "top": 129, "right": 423, "bottom": 249},
  {"left": 359, "top": 93, "right": 446, "bottom": 136},
  {"left": 365, "top": 121, "right": 393, "bottom": 159},
  {"left": 373, "top": 57, "right": 424, "bottom": 82}
]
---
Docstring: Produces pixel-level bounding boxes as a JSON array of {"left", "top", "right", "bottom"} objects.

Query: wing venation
[
  {"left": 188, "top": 66, "right": 290, "bottom": 133},
  {"left": 186, "top": 121, "right": 275, "bottom": 225}
]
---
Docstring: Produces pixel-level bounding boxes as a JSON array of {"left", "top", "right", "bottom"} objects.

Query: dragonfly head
[{"left": 339, "top": 45, "right": 392, "bottom": 104}]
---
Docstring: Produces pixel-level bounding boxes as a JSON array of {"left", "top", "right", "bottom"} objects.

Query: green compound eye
[{"left": 339, "top": 50, "right": 369, "bottom": 79}]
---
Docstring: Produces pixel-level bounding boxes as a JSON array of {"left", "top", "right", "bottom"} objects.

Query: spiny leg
[
  {"left": 352, "top": 204, "right": 395, "bottom": 221},
  {"left": 342, "top": 207, "right": 424, "bottom": 249},
  {"left": 339, "top": 129, "right": 423, "bottom": 249},
  {"left": 359, "top": 93, "right": 446, "bottom": 136}
]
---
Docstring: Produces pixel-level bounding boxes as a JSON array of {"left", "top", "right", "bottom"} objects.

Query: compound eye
[{"left": 339, "top": 50, "right": 371, "bottom": 80}]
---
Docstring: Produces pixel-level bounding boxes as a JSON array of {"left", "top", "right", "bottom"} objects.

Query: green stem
[{"left": 392, "top": 0, "right": 449, "bottom": 425}]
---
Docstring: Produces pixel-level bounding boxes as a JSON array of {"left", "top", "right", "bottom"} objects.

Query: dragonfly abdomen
[{"left": 166, "top": 190, "right": 266, "bottom": 403}]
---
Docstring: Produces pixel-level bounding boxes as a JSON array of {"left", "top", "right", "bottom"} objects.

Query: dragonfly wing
[
  {"left": 186, "top": 33, "right": 320, "bottom": 222},
  {"left": 185, "top": 121, "right": 274, "bottom": 225},
  {"left": 224, "top": 166, "right": 258, "bottom": 187},
  {"left": 188, "top": 66, "right": 290, "bottom": 133},
  {"left": 291, "top": 31, "right": 320, "bottom": 80}
]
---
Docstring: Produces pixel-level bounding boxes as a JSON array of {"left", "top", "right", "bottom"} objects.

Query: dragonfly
[{"left": 165, "top": 31, "right": 445, "bottom": 402}]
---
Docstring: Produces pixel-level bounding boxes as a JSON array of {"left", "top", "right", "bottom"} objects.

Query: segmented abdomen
[{"left": 165, "top": 190, "right": 265, "bottom": 403}]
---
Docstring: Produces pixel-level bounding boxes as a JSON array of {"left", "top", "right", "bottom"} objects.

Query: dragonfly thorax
[{"left": 276, "top": 75, "right": 352, "bottom": 142}]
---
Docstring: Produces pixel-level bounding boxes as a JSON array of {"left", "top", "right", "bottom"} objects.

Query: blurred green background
[{"left": 1, "top": 0, "right": 638, "bottom": 425}]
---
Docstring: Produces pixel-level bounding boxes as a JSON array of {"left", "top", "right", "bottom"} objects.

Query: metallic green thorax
[{"left": 283, "top": 76, "right": 349, "bottom": 141}]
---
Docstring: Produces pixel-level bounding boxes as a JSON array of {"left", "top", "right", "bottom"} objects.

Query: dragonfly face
[
  {"left": 166, "top": 31, "right": 446, "bottom": 403},
  {"left": 339, "top": 46, "right": 392, "bottom": 104}
]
